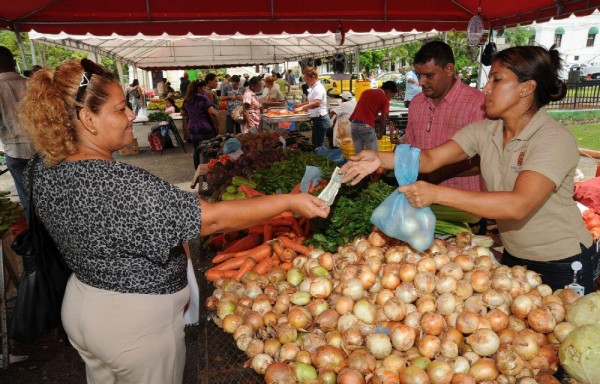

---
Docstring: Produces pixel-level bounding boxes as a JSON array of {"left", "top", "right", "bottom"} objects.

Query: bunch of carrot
[
  {"left": 205, "top": 234, "right": 311, "bottom": 282},
  {"left": 203, "top": 210, "right": 312, "bottom": 254}
]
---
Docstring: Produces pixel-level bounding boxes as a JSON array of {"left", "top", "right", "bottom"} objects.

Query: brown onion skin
[
  {"left": 337, "top": 368, "right": 366, "bottom": 384},
  {"left": 399, "top": 366, "right": 429, "bottom": 384},
  {"left": 311, "top": 345, "right": 348, "bottom": 374},
  {"left": 264, "top": 362, "right": 295, "bottom": 384},
  {"left": 450, "top": 373, "right": 476, "bottom": 384}
]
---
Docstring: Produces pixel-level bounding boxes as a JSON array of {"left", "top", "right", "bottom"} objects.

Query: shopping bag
[
  {"left": 231, "top": 105, "right": 246, "bottom": 124},
  {"left": 370, "top": 144, "right": 436, "bottom": 251},
  {"left": 137, "top": 107, "right": 148, "bottom": 118},
  {"left": 183, "top": 258, "right": 200, "bottom": 326},
  {"left": 9, "top": 156, "right": 72, "bottom": 343}
]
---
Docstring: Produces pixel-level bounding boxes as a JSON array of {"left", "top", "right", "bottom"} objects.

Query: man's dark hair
[
  {"left": 414, "top": 41, "right": 455, "bottom": 68},
  {"left": 204, "top": 73, "right": 217, "bottom": 82},
  {"left": 381, "top": 80, "right": 398, "bottom": 93},
  {"left": 231, "top": 75, "right": 241, "bottom": 83},
  {"left": 0, "top": 46, "right": 16, "bottom": 72}
]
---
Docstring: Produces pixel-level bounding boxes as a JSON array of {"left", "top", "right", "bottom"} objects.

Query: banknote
[{"left": 318, "top": 167, "right": 343, "bottom": 206}]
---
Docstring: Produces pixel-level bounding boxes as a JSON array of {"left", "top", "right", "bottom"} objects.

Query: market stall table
[
  {"left": 262, "top": 112, "right": 311, "bottom": 132},
  {"left": 132, "top": 113, "right": 186, "bottom": 152}
]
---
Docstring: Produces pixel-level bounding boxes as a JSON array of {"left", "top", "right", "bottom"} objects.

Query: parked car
[
  {"left": 322, "top": 73, "right": 369, "bottom": 96},
  {"left": 318, "top": 74, "right": 334, "bottom": 95},
  {"left": 370, "top": 72, "right": 406, "bottom": 89},
  {"left": 581, "top": 66, "right": 600, "bottom": 80}
]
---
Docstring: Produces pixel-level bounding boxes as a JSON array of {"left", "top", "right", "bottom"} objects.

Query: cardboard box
[{"left": 119, "top": 138, "right": 139, "bottom": 156}]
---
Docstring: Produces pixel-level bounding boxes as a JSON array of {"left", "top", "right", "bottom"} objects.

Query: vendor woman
[{"left": 341, "top": 45, "right": 597, "bottom": 293}]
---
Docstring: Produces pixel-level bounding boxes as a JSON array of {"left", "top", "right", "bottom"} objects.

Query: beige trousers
[{"left": 61, "top": 275, "right": 189, "bottom": 384}]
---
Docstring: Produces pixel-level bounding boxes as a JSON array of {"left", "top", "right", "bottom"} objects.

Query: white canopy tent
[{"left": 28, "top": 29, "right": 441, "bottom": 70}]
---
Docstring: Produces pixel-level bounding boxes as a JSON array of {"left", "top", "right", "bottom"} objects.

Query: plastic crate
[
  {"left": 340, "top": 136, "right": 395, "bottom": 159},
  {"left": 378, "top": 135, "right": 396, "bottom": 152}
]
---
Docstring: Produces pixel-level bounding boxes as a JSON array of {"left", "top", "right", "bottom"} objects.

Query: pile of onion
[{"left": 206, "top": 230, "right": 571, "bottom": 383}]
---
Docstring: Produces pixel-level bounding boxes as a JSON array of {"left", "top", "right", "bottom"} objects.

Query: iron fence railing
[{"left": 549, "top": 80, "right": 600, "bottom": 110}]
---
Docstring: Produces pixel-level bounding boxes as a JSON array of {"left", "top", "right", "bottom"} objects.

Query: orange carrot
[
  {"left": 203, "top": 233, "right": 225, "bottom": 250},
  {"left": 290, "top": 217, "right": 303, "bottom": 237},
  {"left": 302, "top": 220, "right": 311, "bottom": 238},
  {"left": 263, "top": 224, "right": 274, "bottom": 243},
  {"left": 286, "top": 232, "right": 297, "bottom": 240},
  {"left": 281, "top": 262, "right": 293, "bottom": 271},
  {"left": 279, "top": 236, "right": 310, "bottom": 255},
  {"left": 290, "top": 183, "right": 302, "bottom": 194},
  {"left": 221, "top": 233, "right": 262, "bottom": 254},
  {"left": 248, "top": 225, "right": 264, "bottom": 235},
  {"left": 236, "top": 258, "right": 257, "bottom": 281},
  {"left": 238, "top": 184, "right": 265, "bottom": 198},
  {"left": 271, "top": 239, "right": 285, "bottom": 258},
  {"left": 298, "top": 217, "right": 307, "bottom": 227},
  {"left": 271, "top": 211, "right": 295, "bottom": 220},
  {"left": 253, "top": 258, "right": 273, "bottom": 275},
  {"left": 211, "top": 252, "right": 237, "bottom": 264},
  {"left": 205, "top": 269, "right": 238, "bottom": 282},
  {"left": 233, "top": 243, "right": 272, "bottom": 259},
  {"left": 269, "top": 218, "right": 294, "bottom": 227},
  {"left": 270, "top": 256, "right": 281, "bottom": 266},
  {"left": 274, "top": 226, "right": 290, "bottom": 233},
  {"left": 213, "top": 256, "right": 247, "bottom": 271}
]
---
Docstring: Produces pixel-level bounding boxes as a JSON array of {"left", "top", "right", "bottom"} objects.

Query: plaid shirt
[{"left": 404, "top": 78, "right": 485, "bottom": 191}]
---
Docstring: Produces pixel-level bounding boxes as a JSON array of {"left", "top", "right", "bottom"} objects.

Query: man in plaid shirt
[{"left": 404, "top": 41, "right": 486, "bottom": 191}]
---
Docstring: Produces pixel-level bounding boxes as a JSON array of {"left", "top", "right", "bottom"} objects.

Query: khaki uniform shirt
[{"left": 453, "top": 108, "right": 592, "bottom": 261}]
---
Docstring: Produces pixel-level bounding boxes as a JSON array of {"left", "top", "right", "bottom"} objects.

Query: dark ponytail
[{"left": 493, "top": 45, "right": 567, "bottom": 109}]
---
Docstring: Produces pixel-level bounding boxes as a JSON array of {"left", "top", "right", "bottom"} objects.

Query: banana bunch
[{"left": 0, "top": 190, "right": 24, "bottom": 233}]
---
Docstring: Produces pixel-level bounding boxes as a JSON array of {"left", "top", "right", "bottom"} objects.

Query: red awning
[{"left": 2, "top": 0, "right": 599, "bottom": 35}]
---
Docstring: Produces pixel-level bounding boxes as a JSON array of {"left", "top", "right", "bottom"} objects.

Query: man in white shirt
[
  {"left": 156, "top": 78, "right": 167, "bottom": 98},
  {"left": 294, "top": 67, "right": 329, "bottom": 147},
  {"left": 328, "top": 91, "right": 357, "bottom": 148},
  {"left": 0, "top": 46, "right": 35, "bottom": 220}
]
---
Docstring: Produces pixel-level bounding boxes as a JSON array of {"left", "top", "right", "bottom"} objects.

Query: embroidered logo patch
[{"left": 517, "top": 150, "right": 525, "bottom": 167}]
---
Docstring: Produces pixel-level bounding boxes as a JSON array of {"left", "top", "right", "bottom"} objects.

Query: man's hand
[{"left": 339, "top": 150, "right": 382, "bottom": 185}]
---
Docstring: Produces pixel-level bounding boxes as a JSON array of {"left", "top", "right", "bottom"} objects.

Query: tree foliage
[
  {"left": 503, "top": 26, "right": 535, "bottom": 47},
  {"left": 0, "top": 31, "right": 126, "bottom": 78}
]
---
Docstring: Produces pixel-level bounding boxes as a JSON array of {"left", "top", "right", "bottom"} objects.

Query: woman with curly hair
[{"left": 19, "top": 58, "right": 330, "bottom": 384}]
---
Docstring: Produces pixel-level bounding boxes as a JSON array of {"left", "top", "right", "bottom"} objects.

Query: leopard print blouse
[{"left": 28, "top": 159, "right": 201, "bottom": 295}]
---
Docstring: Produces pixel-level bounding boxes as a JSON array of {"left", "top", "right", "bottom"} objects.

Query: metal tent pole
[{"left": 13, "top": 26, "right": 29, "bottom": 71}]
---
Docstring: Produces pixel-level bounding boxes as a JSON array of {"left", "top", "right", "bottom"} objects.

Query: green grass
[
  {"left": 568, "top": 123, "right": 600, "bottom": 151},
  {"left": 549, "top": 109, "right": 600, "bottom": 123}
]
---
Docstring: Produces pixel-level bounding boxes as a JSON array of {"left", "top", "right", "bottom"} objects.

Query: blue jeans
[
  {"left": 311, "top": 115, "right": 330, "bottom": 148},
  {"left": 351, "top": 122, "right": 379, "bottom": 153},
  {"left": 5, "top": 155, "right": 31, "bottom": 223}
]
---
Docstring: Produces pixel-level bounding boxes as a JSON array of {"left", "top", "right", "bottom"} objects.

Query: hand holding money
[{"left": 318, "top": 167, "right": 344, "bottom": 206}]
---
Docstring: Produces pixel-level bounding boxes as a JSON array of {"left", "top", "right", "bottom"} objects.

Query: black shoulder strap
[{"left": 26, "top": 155, "right": 41, "bottom": 224}]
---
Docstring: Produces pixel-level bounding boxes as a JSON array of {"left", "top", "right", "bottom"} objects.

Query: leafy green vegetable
[
  {"left": 308, "top": 181, "right": 395, "bottom": 252},
  {"left": 559, "top": 324, "right": 600, "bottom": 384},
  {"left": 252, "top": 151, "right": 336, "bottom": 194},
  {"left": 566, "top": 291, "right": 600, "bottom": 328},
  {"left": 147, "top": 111, "right": 172, "bottom": 122}
]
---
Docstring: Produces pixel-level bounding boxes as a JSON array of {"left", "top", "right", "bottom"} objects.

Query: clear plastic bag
[{"left": 370, "top": 144, "right": 436, "bottom": 251}]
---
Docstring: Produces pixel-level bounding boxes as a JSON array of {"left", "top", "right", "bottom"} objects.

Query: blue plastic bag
[{"left": 370, "top": 144, "right": 436, "bottom": 251}]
